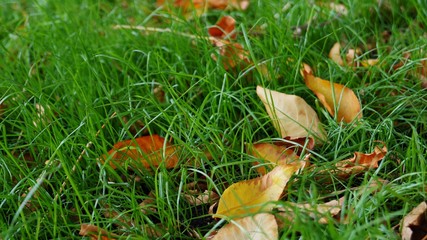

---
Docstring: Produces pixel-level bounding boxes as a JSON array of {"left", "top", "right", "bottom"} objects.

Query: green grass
[{"left": 1, "top": 0, "right": 426, "bottom": 239}]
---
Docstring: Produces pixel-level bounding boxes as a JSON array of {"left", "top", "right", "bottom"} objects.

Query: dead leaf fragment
[
  {"left": 213, "top": 164, "right": 300, "bottom": 219},
  {"left": 208, "top": 0, "right": 249, "bottom": 10},
  {"left": 212, "top": 213, "right": 278, "bottom": 240},
  {"left": 301, "top": 64, "right": 362, "bottom": 123},
  {"left": 100, "top": 134, "right": 179, "bottom": 170},
  {"left": 334, "top": 144, "right": 387, "bottom": 177},
  {"left": 401, "top": 202, "right": 427, "bottom": 240},
  {"left": 256, "top": 86, "right": 326, "bottom": 142},
  {"left": 79, "top": 224, "right": 118, "bottom": 240}
]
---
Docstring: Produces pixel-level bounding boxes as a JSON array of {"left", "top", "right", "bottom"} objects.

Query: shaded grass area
[{"left": 1, "top": 0, "right": 426, "bottom": 239}]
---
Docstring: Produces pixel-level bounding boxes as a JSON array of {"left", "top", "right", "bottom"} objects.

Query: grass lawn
[{"left": 1, "top": 0, "right": 426, "bottom": 239}]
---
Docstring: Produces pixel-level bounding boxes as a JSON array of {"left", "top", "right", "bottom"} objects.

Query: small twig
[{"left": 53, "top": 112, "right": 117, "bottom": 202}]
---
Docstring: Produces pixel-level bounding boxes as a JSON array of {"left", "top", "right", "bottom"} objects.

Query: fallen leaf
[
  {"left": 329, "top": 42, "right": 344, "bottom": 66},
  {"left": 210, "top": 39, "right": 251, "bottom": 70},
  {"left": 300, "top": 64, "right": 362, "bottom": 123},
  {"left": 79, "top": 224, "right": 118, "bottom": 240},
  {"left": 100, "top": 135, "right": 179, "bottom": 170},
  {"left": 183, "top": 181, "right": 220, "bottom": 205},
  {"left": 212, "top": 213, "right": 278, "bottom": 240},
  {"left": 208, "top": 0, "right": 249, "bottom": 10},
  {"left": 157, "top": 0, "right": 206, "bottom": 18},
  {"left": 334, "top": 144, "right": 387, "bottom": 177},
  {"left": 213, "top": 164, "right": 300, "bottom": 219},
  {"left": 208, "top": 16, "right": 236, "bottom": 39},
  {"left": 401, "top": 202, "right": 427, "bottom": 240},
  {"left": 329, "top": 42, "right": 378, "bottom": 68},
  {"left": 276, "top": 197, "right": 345, "bottom": 227},
  {"left": 256, "top": 86, "right": 327, "bottom": 142},
  {"left": 247, "top": 142, "right": 304, "bottom": 175}
]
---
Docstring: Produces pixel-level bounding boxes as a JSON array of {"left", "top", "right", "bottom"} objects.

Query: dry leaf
[
  {"left": 329, "top": 42, "right": 378, "bottom": 68},
  {"left": 301, "top": 64, "right": 362, "bottom": 123},
  {"left": 212, "top": 213, "right": 278, "bottom": 240},
  {"left": 100, "top": 135, "right": 179, "bottom": 170},
  {"left": 329, "top": 42, "right": 344, "bottom": 66},
  {"left": 401, "top": 202, "right": 427, "bottom": 240},
  {"left": 208, "top": 0, "right": 249, "bottom": 10},
  {"left": 213, "top": 164, "right": 300, "bottom": 219},
  {"left": 247, "top": 142, "right": 301, "bottom": 175},
  {"left": 334, "top": 144, "right": 387, "bottom": 177},
  {"left": 208, "top": 16, "right": 236, "bottom": 39},
  {"left": 183, "top": 181, "right": 220, "bottom": 205},
  {"left": 157, "top": 0, "right": 206, "bottom": 18},
  {"left": 256, "top": 86, "right": 327, "bottom": 142},
  {"left": 276, "top": 197, "right": 345, "bottom": 227},
  {"left": 79, "top": 224, "right": 118, "bottom": 240},
  {"left": 210, "top": 39, "right": 251, "bottom": 70}
]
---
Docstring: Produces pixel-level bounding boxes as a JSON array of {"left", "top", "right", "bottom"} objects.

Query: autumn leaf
[
  {"left": 247, "top": 142, "right": 305, "bottom": 175},
  {"left": 300, "top": 64, "right": 362, "bottom": 123},
  {"left": 79, "top": 224, "right": 118, "bottom": 240},
  {"left": 334, "top": 144, "right": 387, "bottom": 177},
  {"left": 213, "top": 164, "right": 300, "bottom": 219},
  {"left": 208, "top": 0, "right": 249, "bottom": 10},
  {"left": 208, "top": 16, "right": 236, "bottom": 39},
  {"left": 100, "top": 134, "right": 179, "bottom": 170},
  {"left": 256, "top": 86, "right": 326, "bottom": 142},
  {"left": 401, "top": 202, "right": 427, "bottom": 240},
  {"left": 157, "top": 0, "right": 206, "bottom": 18},
  {"left": 212, "top": 213, "right": 278, "bottom": 240},
  {"left": 329, "top": 42, "right": 378, "bottom": 68}
]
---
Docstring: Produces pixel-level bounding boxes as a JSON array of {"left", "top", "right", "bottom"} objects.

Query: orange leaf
[
  {"left": 256, "top": 86, "right": 326, "bottom": 142},
  {"left": 79, "top": 224, "right": 118, "bottom": 240},
  {"left": 208, "top": 0, "right": 249, "bottom": 10},
  {"left": 208, "top": 16, "right": 236, "bottom": 39},
  {"left": 301, "top": 64, "right": 362, "bottom": 123},
  {"left": 335, "top": 144, "right": 387, "bottom": 177},
  {"left": 212, "top": 213, "right": 278, "bottom": 240},
  {"left": 247, "top": 142, "right": 300, "bottom": 175},
  {"left": 210, "top": 41, "right": 251, "bottom": 70},
  {"left": 100, "top": 135, "right": 179, "bottom": 170},
  {"left": 329, "top": 42, "right": 344, "bottom": 66},
  {"left": 213, "top": 164, "right": 300, "bottom": 219}
]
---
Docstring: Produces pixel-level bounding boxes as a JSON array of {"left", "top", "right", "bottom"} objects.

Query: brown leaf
[
  {"left": 256, "top": 86, "right": 327, "bottom": 142},
  {"left": 247, "top": 142, "right": 303, "bottom": 175},
  {"left": 183, "top": 181, "right": 220, "bottom": 206},
  {"left": 213, "top": 164, "right": 300, "bottom": 219},
  {"left": 276, "top": 197, "right": 345, "bottom": 227},
  {"left": 329, "top": 42, "right": 378, "bottom": 68},
  {"left": 401, "top": 202, "right": 427, "bottom": 240},
  {"left": 301, "top": 64, "right": 362, "bottom": 123},
  {"left": 100, "top": 134, "right": 179, "bottom": 170},
  {"left": 212, "top": 213, "right": 278, "bottom": 240},
  {"left": 79, "top": 224, "right": 118, "bottom": 240},
  {"left": 157, "top": 0, "right": 206, "bottom": 18},
  {"left": 210, "top": 40, "right": 251, "bottom": 70},
  {"left": 334, "top": 144, "right": 387, "bottom": 177},
  {"left": 208, "top": 16, "right": 236, "bottom": 39}
]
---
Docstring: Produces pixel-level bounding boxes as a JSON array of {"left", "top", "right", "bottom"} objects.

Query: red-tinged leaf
[
  {"left": 208, "top": 16, "right": 236, "bottom": 39},
  {"left": 79, "top": 224, "right": 118, "bottom": 240},
  {"left": 100, "top": 135, "right": 179, "bottom": 170},
  {"left": 401, "top": 202, "right": 427, "bottom": 240},
  {"left": 334, "top": 144, "right": 387, "bottom": 177},
  {"left": 208, "top": 0, "right": 249, "bottom": 10},
  {"left": 213, "top": 164, "right": 300, "bottom": 219},
  {"left": 301, "top": 64, "right": 362, "bottom": 123},
  {"left": 211, "top": 213, "right": 278, "bottom": 240},
  {"left": 210, "top": 41, "right": 251, "bottom": 70},
  {"left": 247, "top": 142, "right": 302, "bottom": 175}
]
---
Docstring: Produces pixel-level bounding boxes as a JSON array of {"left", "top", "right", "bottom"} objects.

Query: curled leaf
[
  {"left": 334, "top": 144, "right": 387, "bottom": 177},
  {"left": 401, "top": 202, "right": 427, "bottom": 240},
  {"left": 212, "top": 213, "right": 278, "bottom": 240},
  {"left": 256, "top": 86, "right": 326, "bottom": 142},
  {"left": 301, "top": 64, "right": 362, "bottom": 123},
  {"left": 100, "top": 135, "right": 179, "bottom": 170},
  {"left": 213, "top": 164, "right": 300, "bottom": 219}
]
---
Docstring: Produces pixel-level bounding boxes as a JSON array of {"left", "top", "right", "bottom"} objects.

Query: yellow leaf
[
  {"left": 300, "top": 64, "right": 362, "bottom": 123},
  {"left": 256, "top": 86, "right": 326, "bottom": 142},
  {"left": 329, "top": 42, "right": 344, "bottom": 66},
  {"left": 247, "top": 142, "right": 300, "bottom": 175},
  {"left": 213, "top": 164, "right": 299, "bottom": 219},
  {"left": 212, "top": 213, "right": 278, "bottom": 240}
]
